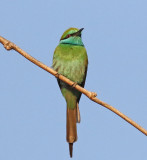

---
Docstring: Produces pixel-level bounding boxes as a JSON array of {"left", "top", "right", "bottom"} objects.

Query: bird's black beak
[
  {"left": 78, "top": 28, "right": 84, "bottom": 34},
  {"left": 71, "top": 28, "right": 84, "bottom": 37}
]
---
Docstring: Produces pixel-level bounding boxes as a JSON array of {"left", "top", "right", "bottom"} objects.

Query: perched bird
[{"left": 52, "top": 28, "right": 88, "bottom": 157}]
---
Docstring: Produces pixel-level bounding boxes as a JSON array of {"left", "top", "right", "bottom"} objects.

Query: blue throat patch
[{"left": 60, "top": 36, "right": 84, "bottom": 46}]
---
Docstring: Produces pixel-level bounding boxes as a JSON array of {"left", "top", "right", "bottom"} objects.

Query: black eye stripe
[
  {"left": 61, "top": 34, "right": 72, "bottom": 40},
  {"left": 61, "top": 31, "right": 81, "bottom": 40}
]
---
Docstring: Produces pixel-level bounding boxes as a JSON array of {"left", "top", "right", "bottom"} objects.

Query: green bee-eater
[{"left": 52, "top": 28, "right": 88, "bottom": 157}]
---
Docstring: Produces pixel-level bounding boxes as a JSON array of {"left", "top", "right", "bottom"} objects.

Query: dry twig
[{"left": 0, "top": 35, "right": 147, "bottom": 136}]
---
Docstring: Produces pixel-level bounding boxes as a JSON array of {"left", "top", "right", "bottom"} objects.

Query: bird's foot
[
  {"left": 71, "top": 82, "right": 77, "bottom": 88},
  {"left": 55, "top": 72, "right": 60, "bottom": 78}
]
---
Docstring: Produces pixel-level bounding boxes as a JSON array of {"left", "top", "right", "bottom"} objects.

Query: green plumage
[
  {"left": 52, "top": 28, "right": 88, "bottom": 157},
  {"left": 52, "top": 29, "right": 88, "bottom": 109}
]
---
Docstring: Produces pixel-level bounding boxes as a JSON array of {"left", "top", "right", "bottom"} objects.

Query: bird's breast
[{"left": 52, "top": 44, "right": 88, "bottom": 84}]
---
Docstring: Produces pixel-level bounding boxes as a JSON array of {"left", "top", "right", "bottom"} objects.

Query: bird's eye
[{"left": 65, "top": 34, "right": 71, "bottom": 39}]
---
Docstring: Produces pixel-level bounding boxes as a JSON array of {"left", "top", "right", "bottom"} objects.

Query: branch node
[
  {"left": 89, "top": 92, "right": 97, "bottom": 99},
  {"left": 4, "top": 41, "right": 13, "bottom": 51}
]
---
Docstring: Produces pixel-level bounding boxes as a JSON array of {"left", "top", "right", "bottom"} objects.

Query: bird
[{"left": 52, "top": 28, "right": 88, "bottom": 157}]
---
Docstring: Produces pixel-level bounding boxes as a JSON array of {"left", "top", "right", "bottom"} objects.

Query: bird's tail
[
  {"left": 76, "top": 103, "right": 81, "bottom": 123},
  {"left": 66, "top": 107, "right": 78, "bottom": 158}
]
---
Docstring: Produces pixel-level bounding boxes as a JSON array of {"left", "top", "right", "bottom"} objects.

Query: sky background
[{"left": 0, "top": 0, "right": 147, "bottom": 159}]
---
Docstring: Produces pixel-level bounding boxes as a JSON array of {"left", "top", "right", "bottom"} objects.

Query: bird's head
[{"left": 60, "top": 28, "right": 84, "bottom": 46}]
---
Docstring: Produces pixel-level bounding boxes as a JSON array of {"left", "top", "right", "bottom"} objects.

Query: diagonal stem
[{"left": 0, "top": 35, "right": 147, "bottom": 136}]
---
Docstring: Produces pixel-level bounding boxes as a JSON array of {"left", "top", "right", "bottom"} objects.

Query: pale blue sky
[{"left": 0, "top": 0, "right": 147, "bottom": 159}]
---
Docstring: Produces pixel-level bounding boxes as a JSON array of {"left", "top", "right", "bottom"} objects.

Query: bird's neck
[{"left": 60, "top": 37, "right": 84, "bottom": 46}]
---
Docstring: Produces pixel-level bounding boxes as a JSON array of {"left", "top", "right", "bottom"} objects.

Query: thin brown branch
[{"left": 0, "top": 35, "right": 147, "bottom": 136}]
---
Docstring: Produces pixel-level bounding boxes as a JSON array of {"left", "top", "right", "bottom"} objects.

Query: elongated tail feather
[
  {"left": 66, "top": 107, "right": 77, "bottom": 157},
  {"left": 69, "top": 143, "right": 73, "bottom": 158}
]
